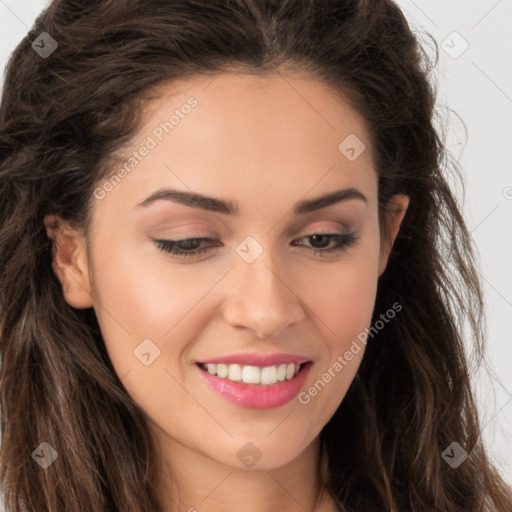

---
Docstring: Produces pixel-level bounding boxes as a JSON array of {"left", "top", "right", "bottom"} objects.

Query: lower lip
[{"left": 196, "top": 362, "right": 312, "bottom": 409}]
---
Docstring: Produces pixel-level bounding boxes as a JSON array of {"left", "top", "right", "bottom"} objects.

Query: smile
[{"left": 196, "top": 361, "right": 313, "bottom": 409}]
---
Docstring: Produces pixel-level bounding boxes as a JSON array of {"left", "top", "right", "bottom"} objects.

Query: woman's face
[{"left": 47, "top": 71, "right": 408, "bottom": 470}]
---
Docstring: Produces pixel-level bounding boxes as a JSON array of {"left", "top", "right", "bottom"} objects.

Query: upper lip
[{"left": 197, "top": 352, "right": 312, "bottom": 367}]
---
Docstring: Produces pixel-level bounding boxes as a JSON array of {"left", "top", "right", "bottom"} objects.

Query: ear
[
  {"left": 43, "top": 214, "right": 94, "bottom": 309},
  {"left": 378, "top": 194, "right": 409, "bottom": 276}
]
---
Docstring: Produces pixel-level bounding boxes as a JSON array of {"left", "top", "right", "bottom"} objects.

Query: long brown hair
[{"left": 1, "top": 1, "right": 511, "bottom": 510}]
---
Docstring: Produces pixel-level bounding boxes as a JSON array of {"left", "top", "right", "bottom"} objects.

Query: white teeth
[
  {"left": 276, "top": 364, "right": 287, "bottom": 381},
  {"left": 241, "top": 365, "right": 260, "bottom": 384},
  {"left": 216, "top": 363, "right": 228, "bottom": 378},
  {"left": 201, "top": 362, "right": 303, "bottom": 385},
  {"left": 260, "top": 365, "right": 277, "bottom": 385},
  {"left": 228, "top": 364, "right": 242, "bottom": 381}
]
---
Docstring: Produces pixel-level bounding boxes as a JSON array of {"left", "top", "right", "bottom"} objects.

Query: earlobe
[
  {"left": 378, "top": 194, "right": 410, "bottom": 276},
  {"left": 43, "top": 214, "right": 94, "bottom": 309}
]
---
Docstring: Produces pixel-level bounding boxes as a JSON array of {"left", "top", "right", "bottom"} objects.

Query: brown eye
[{"left": 291, "top": 233, "right": 358, "bottom": 256}]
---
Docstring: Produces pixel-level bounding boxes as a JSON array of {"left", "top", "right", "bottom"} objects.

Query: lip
[
  {"left": 196, "top": 361, "right": 313, "bottom": 409},
  {"left": 196, "top": 352, "right": 312, "bottom": 367}
]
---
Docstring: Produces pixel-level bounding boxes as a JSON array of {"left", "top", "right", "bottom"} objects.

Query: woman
[{"left": 1, "top": 1, "right": 511, "bottom": 511}]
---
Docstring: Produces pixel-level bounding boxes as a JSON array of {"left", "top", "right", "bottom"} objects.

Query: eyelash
[{"left": 152, "top": 233, "right": 359, "bottom": 259}]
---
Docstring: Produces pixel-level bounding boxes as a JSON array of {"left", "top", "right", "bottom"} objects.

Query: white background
[{"left": 0, "top": 0, "right": 511, "bottom": 500}]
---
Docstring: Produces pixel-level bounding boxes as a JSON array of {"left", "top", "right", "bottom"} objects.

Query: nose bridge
[{"left": 222, "top": 237, "right": 304, "bottom": 338}]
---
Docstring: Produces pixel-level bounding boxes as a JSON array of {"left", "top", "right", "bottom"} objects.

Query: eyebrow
[{"left": 135, "top": 187, "right": 367, "bottom": 215}]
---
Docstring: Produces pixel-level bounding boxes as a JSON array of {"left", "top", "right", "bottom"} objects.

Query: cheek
[
  {"left": 294, "top": 238, "right": 379, "bottom": 415},
  {"left": 88, "top": 238, "right": 227, "bottom": 374},
  {"left": 302, "top": 245, "right": 379, "bottom": 347},
  {"left": 87, "top": 237, "right": 173, "bottom": 371}
]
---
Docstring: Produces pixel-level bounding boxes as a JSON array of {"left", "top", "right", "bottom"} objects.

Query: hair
[{"left": 1, "top": 0, "right": 511, "bottom": 510}]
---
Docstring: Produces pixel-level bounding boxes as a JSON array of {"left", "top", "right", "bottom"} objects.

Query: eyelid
[
  {"left": 151, "top": 217, "right": 354, "bottom": 242},
  {"left": 289, "top": 219, "right": 354, "bottom": 237}
]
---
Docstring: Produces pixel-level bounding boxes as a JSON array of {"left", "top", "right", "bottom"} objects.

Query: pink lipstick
[{"left": 195, "top": 356, "right": 313, "bottom": 409}]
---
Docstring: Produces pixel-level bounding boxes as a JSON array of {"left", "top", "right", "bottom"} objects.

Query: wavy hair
[{"left": 1, "top": 0, "right": 511, "bottom": 510}]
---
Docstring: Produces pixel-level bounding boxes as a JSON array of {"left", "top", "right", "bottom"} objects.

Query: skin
[{"left": 44, "top": 70, "right": 409, "bottom": 512}]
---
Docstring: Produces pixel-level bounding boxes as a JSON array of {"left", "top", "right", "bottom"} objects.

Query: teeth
[
  {"left": 216, "top": 363, "right": 228, "bottom": 378},
  {"left": 260, "top": 365, "right": 277, "bottom": 385},
  {"left": 201, "top": 362, "right": 303, "bottom": 385},
  {"left": 228, "top": 364, "right": 242, "bottom": 381},
  {"left": 242, "top": 365, "right": 260, "bottom": 384},
  {"left": 276, "top": 364, "right": 287, "bottom": 381}
]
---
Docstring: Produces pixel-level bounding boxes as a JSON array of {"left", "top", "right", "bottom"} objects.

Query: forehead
[
  {"left": 94, "top": 70, "right": 377, "bottom": 217},
  {"left": 137, "top": 70, "right": 372, "bottom": 154}
]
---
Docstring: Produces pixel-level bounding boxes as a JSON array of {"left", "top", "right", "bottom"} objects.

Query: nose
[{"left": 222, "top": 247, "right": 305, "bottom": 339}]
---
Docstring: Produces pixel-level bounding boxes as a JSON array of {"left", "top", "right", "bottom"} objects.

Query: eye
[
  {"left": 152, "top": 237, "right": 215, "bottom": 259},
  {"left": 152, "top": 232, "right": 359, "bottom": 260},
  {"left": 292, "top": 232, "right": 359, "bottom": 256}
]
